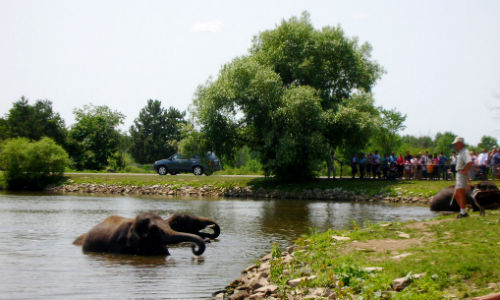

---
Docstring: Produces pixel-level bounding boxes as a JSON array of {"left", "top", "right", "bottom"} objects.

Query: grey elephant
[
  {"left": 430, "top": 181, "right": 499, "bottom": 212},
  {"left": 73, "top": 212, "right": 206, "bottom": 256}
]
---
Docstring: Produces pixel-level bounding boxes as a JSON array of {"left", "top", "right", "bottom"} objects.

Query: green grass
[
  {"left": 63, "top": 173, "right": 499, "bottom": 198},
  {"left": 3, "top": 169, "right": 499, "bottom": 198},
  {"left": 277, "top": 211, "right": 500, "bottom": 299},
  {"left": 0, "top": 171, "right": 5, "bottom": 190},
  {"left": 66, "top": 173, "right": 256, "bottom": 189},
  {"left": 65, "top": 163, "right": 156, "bottom": 174},
  {"left": 213, "top": 167, "right": 263, "bottom": 176}
]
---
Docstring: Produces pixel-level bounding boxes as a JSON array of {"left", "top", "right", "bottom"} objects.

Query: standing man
[
  {"left": 350, "top": 154, "right": 358, "bottom": 179},
  {"left": 476, "top": 148, "right": 489, "bottom": 180},
  {"left": 452, "top": 137, "right": 472, "bottom": 218},
  {"left": 438, "top": 152, "right": 447, "bottom": 180},
  {"left": 449, "top": 151, "right": 457, "bottom": 180},
  {"left": 328, "top": 151, "right": 339, "bottom": 180},
  {"left": 372, "top": 150, "right": 381, "bottom": 179},
  {"left": 359, "top": 153, "right": 366, "bottom": 179},
  {"left": 492, "top": 147, "right": 500, "bottom": 180}
]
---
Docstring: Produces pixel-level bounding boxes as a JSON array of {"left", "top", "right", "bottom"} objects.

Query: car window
[{"left": 172, "top": 154, "right": 183, "bottom": 160}]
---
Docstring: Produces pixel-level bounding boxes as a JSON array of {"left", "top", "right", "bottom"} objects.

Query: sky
[{"left": 1, "top": 0, "right": 499, "bottom": 146}]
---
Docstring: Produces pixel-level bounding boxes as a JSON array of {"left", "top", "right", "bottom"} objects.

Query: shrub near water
[{"left": 0, "top": 137, "right": 69, "bottom": 190}]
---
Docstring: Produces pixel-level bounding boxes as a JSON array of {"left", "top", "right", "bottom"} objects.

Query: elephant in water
[
  {"left": 73, "top": 212, "right": 205, "bottom": 256},
  {"left": 430, "top": 181, "right": 499, "bottom": 212},
  {"left": 165, "top": 213, "right": 220, "bottom": 241}
]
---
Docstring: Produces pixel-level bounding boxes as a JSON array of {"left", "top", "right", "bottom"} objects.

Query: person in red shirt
[{"left": 397, "top": 153, "right": 404, "bottom": 178}]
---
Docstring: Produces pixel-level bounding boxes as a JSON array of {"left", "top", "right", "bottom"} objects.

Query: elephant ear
[{"left": 134, "top": 215, "right": 151, "bottom": 238}]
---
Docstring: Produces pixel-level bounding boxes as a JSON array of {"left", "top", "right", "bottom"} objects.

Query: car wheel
[
  {"left": 158, "top": 166, "right": 168, "bottom": 175},
  {"left": 193, "top": 166, "right": 203, "bottom": 176}
]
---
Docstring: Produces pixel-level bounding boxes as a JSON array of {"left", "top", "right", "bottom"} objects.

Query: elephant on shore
[
  {"left": 73, "top": 212, "right": 206, "bottom": 256},
  {"left": 430, "top": 181, "right": 499, "bottom": 212},
  {"left": 165, "top": 213, "right": 220, "bottom": 241}
]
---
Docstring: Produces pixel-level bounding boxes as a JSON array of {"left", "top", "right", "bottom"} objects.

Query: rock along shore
[
  {"left": 213, "top": 247, "right": 298, "bottom": 300},
  {"left": 214, "top": 244, "right": 365, "bottom": 300},
  {"left": 48, "top": 182, "right": 432, "bottom": 205}
]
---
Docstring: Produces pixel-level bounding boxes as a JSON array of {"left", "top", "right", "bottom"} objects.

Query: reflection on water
[{"left": 0, "top": 193, "right": 437, "bottom": 299}]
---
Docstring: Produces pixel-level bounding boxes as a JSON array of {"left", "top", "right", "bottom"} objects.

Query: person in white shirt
[
  {"left": 449, "top": 151, "right": 457, "bottom": 180},
  {"left": 477, "top": 149, "right": 488, "bottom": 166},
  {"left": 477, "top": 149, "right": 489, "bottom": 180},
  {"left": 452, "top": 137, "right": 472, "bottom": 218}
]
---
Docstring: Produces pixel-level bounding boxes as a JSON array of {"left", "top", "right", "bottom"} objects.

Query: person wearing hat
[
  {"left": 452, "top": 137, "right": 472, "bottom": 218},
  {"left": 492, "top": 147, "right": 500, "bottom": 180}
]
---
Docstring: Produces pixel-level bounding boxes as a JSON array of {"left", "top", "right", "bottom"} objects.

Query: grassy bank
[
  {"left": 64, "top": 173, "right": 499, "bottom": 198},
  {"left": 270, "top": 211, "right": 500, "bottom": 299},
  {"left": 0, "top": 171, "right": 4, "bottom": 190}
]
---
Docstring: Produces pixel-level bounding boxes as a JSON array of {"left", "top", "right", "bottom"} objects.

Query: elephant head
[
  {"left": 474, "top": 181, "right": 499, "bottom": 192},
  {"left": 165, "top": 213, "right": 220, "bottom": 240},
  {"left": 430, "top": 181, "right": 499, "bottom": 212},
  {"left": 127, "top": 212, "right": 206, "bottom": 256}
]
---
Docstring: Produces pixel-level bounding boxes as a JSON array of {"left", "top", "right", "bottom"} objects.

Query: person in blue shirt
[
  {"left": 350, "top": 154, "right": 358, "bottom": 179},
  {"left": 381, "top": 154, "right": 389, "bottom": 179},
  {"left": 389, "top": 152, "right": 397, "bottom": 164},
  {"left": 359, "top": 153, "right": 367, "bottom": 179},
  {"left": 438, "top": 152, "right": 447, "bottom": 180},
  {"left": 372, "top": 150, "right": 381, "bottom": 179}
]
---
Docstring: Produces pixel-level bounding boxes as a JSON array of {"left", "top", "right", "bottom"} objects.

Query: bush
[
  {"left": 106, "top": 151, "right": 126, "bottom": 172},
  {"left": 0, "top": 137, "right": 70, "bottom": 190}
]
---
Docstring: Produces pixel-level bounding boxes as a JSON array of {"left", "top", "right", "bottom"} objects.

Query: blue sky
[{"left": 1, "top": 0, "right": 499, "bottom": 145}]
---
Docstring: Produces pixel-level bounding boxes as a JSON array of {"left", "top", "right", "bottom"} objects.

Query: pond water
[{"left": 0, "top": 193, "right": 437, "bottom": 300}]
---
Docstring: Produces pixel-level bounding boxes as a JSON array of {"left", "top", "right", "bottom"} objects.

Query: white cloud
[
  {"left": 352, "top": 12, "right": 370, "bottom": 20},
  {"left": 190, "top": 20, "right": 223, "bottom": 33}
]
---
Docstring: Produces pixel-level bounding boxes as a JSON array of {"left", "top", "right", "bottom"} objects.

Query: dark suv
[{"left": 154, "top": 152, "right": 221, "bottom": 176}]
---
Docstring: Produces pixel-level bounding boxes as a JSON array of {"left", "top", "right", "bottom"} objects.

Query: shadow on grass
[{"left": 246, "top": 177, "right": 433, "bottom": 196}]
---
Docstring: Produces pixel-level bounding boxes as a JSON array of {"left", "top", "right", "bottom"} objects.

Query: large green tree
[
  {"left": 477, "top": 135, "right": 498, "bottom": 151},
  {"left": 67, "top": 104, "right": 124, "bottom": 170},
  {"left": 0, "top": 118, "right": 7, "bottom": 140},
  {"left": 1, "top": 97, "right": 67, "bottom": 146},
  {"left": 129, "top": 100, "right": 186, "bottom": 164},
  {"left": 433, "top": 132, "right": 457, "bottom": 156},
  {"left": 372, "top": 108, "right": 407, "bottom": 155},
  {"left": 192, "top": 13, "right": 383, "bottom": 180}
]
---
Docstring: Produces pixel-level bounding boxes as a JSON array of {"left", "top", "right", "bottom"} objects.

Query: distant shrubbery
[
  {"left": 0, "top": 137, "right": 69, "bottom": 190},
  {"left": 215, "top": 146, "right": 263, "bottom": 175}
]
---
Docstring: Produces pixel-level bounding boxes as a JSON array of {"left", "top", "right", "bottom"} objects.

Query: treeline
[
  {"left": 0, "top": 98, "right": 180, "bottom": 171},
  {"left": 0, "top": 97, "right": 261, "bottom": 175},
  {"left": 0, "top": 96, "right": 497, "bottom": 181},
  {"left": 1, "top": 12, "right": 498, "bottom": 186}
]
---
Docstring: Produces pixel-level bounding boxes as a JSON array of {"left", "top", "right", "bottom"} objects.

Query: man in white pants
[{"left": 452, "top": 137, "right": 472, "bottom": 218}]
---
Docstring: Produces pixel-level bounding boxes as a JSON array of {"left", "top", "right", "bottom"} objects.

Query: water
[{"left": 0, "top": 193, "right": 437, "bottom": 299}]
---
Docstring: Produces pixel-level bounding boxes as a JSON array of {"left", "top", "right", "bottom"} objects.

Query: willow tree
[{"left": 192, "top": 13, "right": 383, "bottom": 180}]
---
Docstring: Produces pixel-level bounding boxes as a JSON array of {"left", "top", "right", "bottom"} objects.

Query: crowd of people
[{"left": 345, "top": 146, "right": 500, "bottom": 180}]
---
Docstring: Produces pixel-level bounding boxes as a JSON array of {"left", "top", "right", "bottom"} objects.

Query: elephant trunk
[
  {"left": 171, "top": 232, "right": 206, "bottom": 256},
  {"left": 157, "top": 221, "right": 206, "bottom": 256},
  {"left": 202, "top": 223, "right": 220, "bottom": 239}
]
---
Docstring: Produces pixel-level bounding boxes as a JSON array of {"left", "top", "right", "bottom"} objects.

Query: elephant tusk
[{"left": 449, "top": 189, "right": 456, "bottom": 206}]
